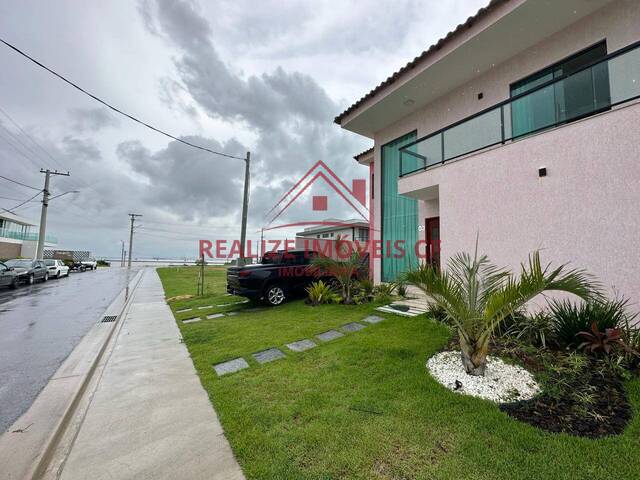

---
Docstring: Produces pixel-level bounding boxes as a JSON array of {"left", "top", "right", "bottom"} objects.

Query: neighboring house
[
  {"left": 336, "top": 0, "right": 640, "bottom": 305},
  {"left": 296, "top": 219, "right": 370, "bottom": 242},
  {"left": 0, "top": 211, "right": 57, "bottom": 259}
]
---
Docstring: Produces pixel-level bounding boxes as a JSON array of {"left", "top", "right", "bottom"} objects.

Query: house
[
  {"left": 336, "top": 0, "right": 640, "bottom": 305},
  {"left": 0, "top": 211, "right": 58, "bottom": 259},
  {"left": 296, "top": 219, "right": 370, "bottom": 242}
]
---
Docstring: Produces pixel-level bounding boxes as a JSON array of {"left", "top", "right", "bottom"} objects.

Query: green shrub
[
  {"left": 506, "top": 310, "right": 554, "bottom": 348},
  {"left": 550, "top": 298, "right": 633, "bottom": 348},
  {"left": 373, "top": 283, "right": 395, "bottom": 304},
  {"left": 97, "top": 259, "right": 110, "bottom": 267},
  {"left": 426, "top": 303, "right": 448, "bottom": 323},
  {"left": 306, "top": 280, "right": 340, "bottom": 306}
]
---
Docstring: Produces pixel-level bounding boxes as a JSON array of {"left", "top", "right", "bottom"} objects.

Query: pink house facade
[{"left": 337, "top": 0, "right": 640, "bottom": 305}]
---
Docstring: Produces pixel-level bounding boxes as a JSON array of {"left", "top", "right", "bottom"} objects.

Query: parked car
[
  {"left": 227, "top": 249, "right": 367, "bottom": 306},
  {"left": 81, "top": 258, "right": 97, "bottom": 270},
  {"left": 4, "top": 259, "right": 49, "bottom": 284},
  {"left": 44, "top": 259, "right": 70, "bottom": 278},
  {"left": 0, "top": 262, "right": 20, "bottom": 289},
  {"left": 70, "top": 261, "right": 87, "bottom": 272}
]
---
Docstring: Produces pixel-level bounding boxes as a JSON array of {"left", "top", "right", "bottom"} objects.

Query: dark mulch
[
  {"left": 443, "top": 335, "right": 634, "bottom": 438},
  {"left": 500, "top": 371, "right": 632, "bottom": 438}
]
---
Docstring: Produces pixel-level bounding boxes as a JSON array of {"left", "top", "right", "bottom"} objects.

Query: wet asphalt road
[{"left": 0, "top": 267, "right": 139, "bottom": 433}]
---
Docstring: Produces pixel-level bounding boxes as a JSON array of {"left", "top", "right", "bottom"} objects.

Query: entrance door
[{"left": 425, "top": 217, "right": 440, "bottom": 270}]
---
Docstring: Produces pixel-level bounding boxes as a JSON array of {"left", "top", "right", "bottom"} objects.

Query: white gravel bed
[{"left": 426, "top": 351, "right": 540, "bottom": 403}]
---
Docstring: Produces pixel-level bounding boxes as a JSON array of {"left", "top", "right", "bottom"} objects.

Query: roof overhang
[
  {"left": 353, "top": 147, "right": 374, "bottom": 165},
  {"left": 0, "top": 211, "right": 36, "bottom": 226},
  {"left": 337, "top": 0, "right": 614, "bottom": 138}
]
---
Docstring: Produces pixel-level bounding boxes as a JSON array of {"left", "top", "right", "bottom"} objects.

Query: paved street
[{"left": 0, "top": 267, "right": 138, "bottom": 433}]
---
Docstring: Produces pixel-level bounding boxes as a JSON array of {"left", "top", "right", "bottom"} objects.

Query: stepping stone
[
  {"left": 207, "top": 313, "right": 225, "bottom": 319},
  {"left": 363, "top": 315, "right": 384, "bottom": 324},
  {"left": 183, "top": 317, "right": 202, "bottom": 324},
  {"left": 198, "top": 305, "right": 213, "bottom": 310},
  {"left": 286, "top": 339, "right": 317, "bottom": 352},
  {"left": 341, "top": 322, "right": 366, "bottom": 332},
  {"left": 214, "top": 358, "right": 249, "bottom": 376},
  {"left": 316, "top": 330, "right": 344, "bottom": 342},
  {"left": 176, "top": 308, "right": 192, "bottom": 313},
  {"left": 216, "top": 300, "right": 249, "bottom": 307},
  {"left": 226, "top": 312, "right": 238, "bottom": 316},
  {"left": 252, "top": 348, "right": 285, "bottom": 364}
]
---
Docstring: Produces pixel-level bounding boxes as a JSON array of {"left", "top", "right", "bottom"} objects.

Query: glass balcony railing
[
  {"left": 0, "top": 228, "right": 57, "bottom": 244},
  {"left": 399, "top": 41, "right": 640, "bottom": 176}
]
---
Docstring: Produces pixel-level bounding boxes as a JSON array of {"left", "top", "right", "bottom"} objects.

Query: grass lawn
[{"left": 158, "top": 266, "right": 640, "bottom": 480}]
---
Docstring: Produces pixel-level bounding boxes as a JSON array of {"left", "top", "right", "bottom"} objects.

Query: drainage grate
[{"left": 101, "top": 315, "right": 118, "bottom": 323}]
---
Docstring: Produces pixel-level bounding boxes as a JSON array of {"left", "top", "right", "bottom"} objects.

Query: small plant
[
  {"left": 373, "top": 283, "right": 395, "bottom": 304},
  {"left": 396, "top": 282, "right": 407, "bottom": 298},
  {"left": 311, "top": 252, "right": 364, "bottom": 304},
  {"left": 506, "top": 311, "right": 554, "bottom": 348},
  {"left": 577, "top": 323, "right": 639, "bottom": 356},
  {"left": 550, "top": 297, "right": 634, "bottom": 348},
  {"left": 306, "top": 280, "right": 340, "bottom": 306},
  {"left": 404, "top": 246, "right": 597, "bottom": 376},
  {"left": 425, "top": 302, "right": 448, "bottom": 323}
]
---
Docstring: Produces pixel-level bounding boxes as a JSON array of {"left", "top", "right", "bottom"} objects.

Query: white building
[{"left": 0, "top": 211, "right": 57, "bottom": 259}]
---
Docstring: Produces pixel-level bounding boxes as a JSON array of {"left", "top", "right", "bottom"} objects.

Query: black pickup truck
[
  {"left": 227, "top": 249, "right": 369, "bottom": 306},
  {"left": 227, "top": 249, "right": 321, "bottom": 306}
]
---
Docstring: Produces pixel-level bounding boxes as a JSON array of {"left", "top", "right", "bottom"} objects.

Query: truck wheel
[
  {"left": 56, "top": 271, "right": 61, "bottom": 279},
  {"left": 43, "top": 272, "right": 49, "bottom": 282},
  {"left": 28, "top": 274, "right": 34, "bottom": 285},
  {"left": 264, "top": 284, "right": 286, "bottom": 306}
]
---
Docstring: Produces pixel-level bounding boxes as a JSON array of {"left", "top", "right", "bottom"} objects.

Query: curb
[{"left": 0, "top": 268, "right": 145, "bottom": 480}]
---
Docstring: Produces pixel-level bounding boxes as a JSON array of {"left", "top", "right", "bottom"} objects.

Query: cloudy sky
[{"left": 0, "top": 0, "right": 486, "bottom": 260}]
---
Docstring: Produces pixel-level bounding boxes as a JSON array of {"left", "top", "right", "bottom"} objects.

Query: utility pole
[
  {"left": 239, "top": 151, "right": 251, "bottom": 265},
  {"left": 120, "top": 240, "right": 125, "bottom": 267},
  {"left": 259, "top": 227, "right": 264, "bottom": 259},
  {"left": 36, "top": 169, "right": 70, "bottom": 260},
  {"left": 127, "top": 213, "right": 142, "bottom": 268}
]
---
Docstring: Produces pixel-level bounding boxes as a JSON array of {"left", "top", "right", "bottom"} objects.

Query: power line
[
  {"left": 0, "top": 194, "right": 38, "bottom": 202},
  {"left": 0, "top": 37, "right": 246, "bottom": 162},
  {"left": 0, "top": 174, "right": 40, "bottom": 191},
  {"left": 0, "top": 105, "right": 69, "bottom": 172},
  {"left": 1, "top": 189, "right": 42, "bottom": 214},
  {"left": 0, "top": 104, "right": 85, "bottom": 191}
]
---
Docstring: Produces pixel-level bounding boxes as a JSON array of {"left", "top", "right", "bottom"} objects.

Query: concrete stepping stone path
[
  {"left": 253, "top": 348, "right": 285, "bottom": 364},
  {"left": 316, "top": 330, "right": 344, "bottom": 342},
  {"left": 341, "top": 322, "right": 366, "bottom": 332},
  {"left": 286, "top": 339, "right": 317, "bottom": 352},
  {"left": 206, "top": 313, "right": 225, "bottom": 320},
  {"left": 176, "top": 308, "right": 192, "bottom": 313},
  {"left": 198, "top": 305, "right": 214, "bottom": 310},
  {"left": 214, "top": 358, "right": 249, "bottom": 376},
  {"left": 363, "top": 315, "right": 384, "bottom": 324},
  {"left": 183, "top": 317, "right": 202, "bottom": 324}
]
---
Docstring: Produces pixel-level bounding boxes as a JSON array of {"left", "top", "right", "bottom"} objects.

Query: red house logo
[{"left": 264, "top": 160, "right": 368, "bottom": 231}]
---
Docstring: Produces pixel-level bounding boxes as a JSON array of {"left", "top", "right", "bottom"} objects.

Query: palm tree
[
  {"left": 404, "top": 247, "right": 600, "bottom": 376},
  {"left": 312, "top": 251, "right": 364, "bottom": 304}
]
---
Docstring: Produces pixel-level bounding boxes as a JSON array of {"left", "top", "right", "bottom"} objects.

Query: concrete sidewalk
[{"left": 54, "top": 268, "right": 244, "bottom": 480}]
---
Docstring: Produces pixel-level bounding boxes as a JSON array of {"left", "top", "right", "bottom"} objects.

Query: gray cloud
[
  {"left": 69, "top": 107, "right": 120, "bottom": 132},
  {"left": 140, "top": 0, "right": 369, "bottom": 228}
]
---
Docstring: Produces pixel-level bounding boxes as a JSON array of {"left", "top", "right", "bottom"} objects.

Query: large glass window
[
  {"left": 511, "top": 42, "right": 610, "bottom": 138},
  {"left": 381, "top": 132, "right": 418, "bottom": 282}
]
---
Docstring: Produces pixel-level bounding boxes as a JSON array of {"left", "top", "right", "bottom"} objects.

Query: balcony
[
  {"left": 399, "top": 41, "right": 640, "bottom": 177},
  {"left": 0, "top": 228, "right": 57, "bottom": 244}
]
